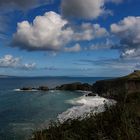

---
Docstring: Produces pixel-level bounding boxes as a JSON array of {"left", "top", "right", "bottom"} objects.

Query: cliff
[{"left": 92, "top": 70, "right": 140, "bottom": 100}]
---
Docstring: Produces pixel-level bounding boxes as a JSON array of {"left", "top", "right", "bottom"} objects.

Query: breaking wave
[{"left": 58, "top": 95, "right": 116, "bottom": 122}]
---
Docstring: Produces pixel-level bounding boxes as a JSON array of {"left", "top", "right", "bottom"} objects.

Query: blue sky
[{"left": 0, "top": 0, "right": 139, "bottom": 77}]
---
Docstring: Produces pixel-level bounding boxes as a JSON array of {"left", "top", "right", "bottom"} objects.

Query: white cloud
[
  {"left": 111, "top": 16, "right": 140, "bottom": 58},
  {"left": 13, "top": 11, "right": 74, "bottom": 51},
  {"left": 74, "top": 23, "right": 108, "bottom": 41},
  {"left": 64, "top": 43, "right": 81, "bottom": 52},
  {"left": 0, "top": 54, "right": 36, "bottom": 70},
  {"left": 121, "top": 49, "right": 135, "bottom": 58},
  {"left": 121, "top": 49, "right": 140, "bottom": 59},
  {"left": 0, "top": 55, "right": 20, "bottom": 68},
  {"left": 22, "top": 63, "right": 36, "bottom": 70},
  {"left": 12, "top": 11, "right": 108, "bottom": 52}
]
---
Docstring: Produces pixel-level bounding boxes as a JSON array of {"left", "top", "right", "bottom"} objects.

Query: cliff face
[{"left": 92, "top": 71, "right": 140, "bottom": 99}]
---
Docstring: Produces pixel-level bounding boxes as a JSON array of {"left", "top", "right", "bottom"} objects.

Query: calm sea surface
[{"left": 0, "top": 77, "right": 110, "bottom": 140}]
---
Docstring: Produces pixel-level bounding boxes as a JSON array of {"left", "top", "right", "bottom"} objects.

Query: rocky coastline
[{"left": 20, "top": 70, "right": 140, "bottom": 99}]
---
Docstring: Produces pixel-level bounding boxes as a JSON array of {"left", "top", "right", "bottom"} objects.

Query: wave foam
[
  {"left": 58, "top": 95, "right": 116, "bottom": 122},
  {"left": 14, "top": 89, "right": 38, "bottom": 92}
]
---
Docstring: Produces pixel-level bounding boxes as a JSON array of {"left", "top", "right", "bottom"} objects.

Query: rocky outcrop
[
  {"left": 55, "top": 82, "right": 93, "bottom": 91},
  {"left": 92, "top": 70, "right": 140, "bottom": 99},
  {"left": 21, "top": 87, "right": 33, "bottom": 91},
  {"left": 20, "top": 86, "right": 49, "bottom": 91},
  {"left": 38, "top": 86, "right": 49, "bottom": 91}
]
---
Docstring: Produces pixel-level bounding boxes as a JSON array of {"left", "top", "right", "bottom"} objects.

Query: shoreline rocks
[
  {"left": 20, "top": 87, "right": 33, "bottom": 91},
  {"left": 20, "top": 86, "right": 49, "bottom": 91},
  {"left": 38, "top": 86, "right": 49, "bottom": 91}
]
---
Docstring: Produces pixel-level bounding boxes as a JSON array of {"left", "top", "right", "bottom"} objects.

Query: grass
[{"left": 32, "top": 92, "right": 140, "bottom": 140}]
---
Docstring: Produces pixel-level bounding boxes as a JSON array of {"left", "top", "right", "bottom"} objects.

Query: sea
[{"left": 0, "top": 77, "right": 113, "bottom": 140}]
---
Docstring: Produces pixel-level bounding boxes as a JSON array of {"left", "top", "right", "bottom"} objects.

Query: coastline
[{"left": 31, "top": 71, "right": 140, "bottom": 140}]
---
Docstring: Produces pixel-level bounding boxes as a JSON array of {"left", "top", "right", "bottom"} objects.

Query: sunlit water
[{"left": 0, "top": 77, "right": 111, "bottom": 140}]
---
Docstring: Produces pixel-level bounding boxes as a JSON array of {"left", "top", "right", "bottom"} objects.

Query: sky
[{"left": 0, "top": 0, "right": 139, "bottom": 77}]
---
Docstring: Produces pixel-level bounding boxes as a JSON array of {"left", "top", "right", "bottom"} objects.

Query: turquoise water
[{"left": 0, "top": 77, "right": 110, "bottom": 140}]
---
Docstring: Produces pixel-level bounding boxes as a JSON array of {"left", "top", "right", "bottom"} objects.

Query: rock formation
[
  {"left": 20, "top": 86, "right": 49, "bottom": 91},
  {"left": 38, "top": 86, "right": 49, "bottom": 91}
]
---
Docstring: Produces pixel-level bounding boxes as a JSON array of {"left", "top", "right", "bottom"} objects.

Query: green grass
[{"left": 32, "top": 92, "right": 140, "bottom": 140}]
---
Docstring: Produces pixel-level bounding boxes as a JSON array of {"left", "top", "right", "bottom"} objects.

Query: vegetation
[{"left": 32, "top": 92, "right": 140, "bottom": 140}]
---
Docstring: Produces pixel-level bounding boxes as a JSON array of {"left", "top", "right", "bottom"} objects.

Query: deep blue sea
[{"left": 0, "top": 77, "right": 110, "bottom": 140}]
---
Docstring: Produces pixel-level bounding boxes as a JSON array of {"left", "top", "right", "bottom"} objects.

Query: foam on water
[
  {"left": 14, "top": 89, "right": 38, "bottom": 92},
  {"left": 58, "top": 95, "right": 116, "bottom": 122}
]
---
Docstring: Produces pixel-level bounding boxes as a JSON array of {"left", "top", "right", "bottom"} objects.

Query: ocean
[{"left": 0, "top": 77, "right": 111, "bottom": 140}]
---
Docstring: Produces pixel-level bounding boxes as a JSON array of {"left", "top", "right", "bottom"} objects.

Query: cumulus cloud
[
  {"left": 12, "top": 11, "right": 73, "bottom": 51},
  {"left": 0, "top": 54, "right": 36, "bottom": 70},
  {"left": 61, "top": 0, "right": 123, "bottom": 19},
  {"left": 12, "top": 11, "right": 108, "bottom": 52},
  {"left": 73, "top": 23, "right": 108, "bottom": 41},
  {"left": 111, "top": 16, "right": 140, "bottom": 58},
  {"left": 64, "top": 43, "right": 81, "bottom": 52},
  {"left": 0, "top": 0, "right": 51, "bottom": 9}
]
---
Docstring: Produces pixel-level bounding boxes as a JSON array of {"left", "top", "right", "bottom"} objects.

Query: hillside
[{"left": 122, "top": 70, "right": 140, "bottom": 79}]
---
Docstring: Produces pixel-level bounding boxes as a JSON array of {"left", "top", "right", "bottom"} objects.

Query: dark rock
[
  {"left": 38, "top": 86, "right": 49, "bottom": 91},
  {"left": 85, "top": 93, "right": 96, "bottom": 96},
  {"left": 21, "top": 87, "right": 33, "bottom": 91},
  {"left": 55, "top": 82, "right": 92, "bottom": 91}
]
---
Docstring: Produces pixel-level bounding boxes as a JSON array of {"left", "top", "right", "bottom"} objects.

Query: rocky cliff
[{"left": 92, "top": 70, "right": 140, "bottom": 99}]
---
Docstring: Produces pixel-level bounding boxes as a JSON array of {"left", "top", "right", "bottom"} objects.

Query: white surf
[{"left": 58, "top": 95, "right": 116, "bottom": 122}]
